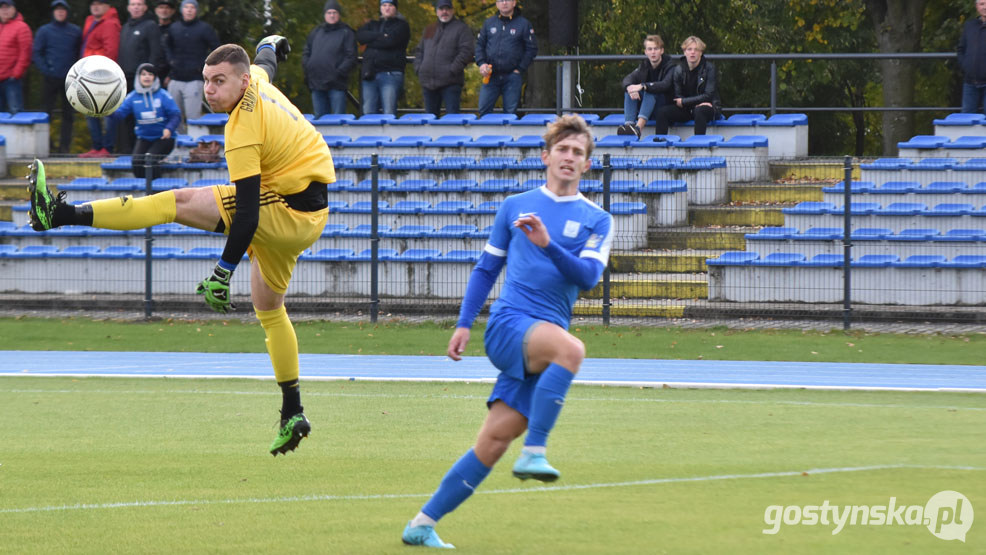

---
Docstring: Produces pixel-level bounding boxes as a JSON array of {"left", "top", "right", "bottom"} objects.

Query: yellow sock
[
  {"left": 90, "top": 190, "right": 177, "bottom": 230},
  {"left": 256, "top": 305, "right": 299, "bottom": 383}
]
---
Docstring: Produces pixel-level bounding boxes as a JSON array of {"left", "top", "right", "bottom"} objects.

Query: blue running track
[{"left": 2, "top": 351, "right": 985, "bottom": 392}]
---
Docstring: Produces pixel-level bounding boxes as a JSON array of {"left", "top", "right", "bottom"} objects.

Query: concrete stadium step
[
  {"left": 610, "top": 250, "right": 724, "bottom": 273},
  {"left": 6, "top": 158, "right": 104, "bottom": 180},
  {"left": 768, "top": 158, "right": 861, "bottom": 181},
  {"left": 573, "top": 298, "right": 687, "bottom": 318},
  {"left": 648, "top": 226, "right": 751, "bottom": 250},
  {"left": 582, "top": 273, "right": 708, "bottom": 300},
  {"left": 689, "top": 205, "right": 785, "bottom": 227},
  {"left": 728, "top": 181, "right": 826, "bottom": 204}
]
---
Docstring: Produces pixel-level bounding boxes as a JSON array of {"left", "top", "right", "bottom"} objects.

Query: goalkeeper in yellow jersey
[{"left": 27, "top": 36, "right": 334, "bottom": 457}]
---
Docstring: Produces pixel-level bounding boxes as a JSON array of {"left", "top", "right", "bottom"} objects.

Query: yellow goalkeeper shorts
[{"left": 211, "top": 184, "right": 328, "bottom": 294}]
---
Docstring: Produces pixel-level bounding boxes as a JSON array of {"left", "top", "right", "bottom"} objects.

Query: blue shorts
[{"left": 484, "top": 309, "right": 546, "bottom": 419}]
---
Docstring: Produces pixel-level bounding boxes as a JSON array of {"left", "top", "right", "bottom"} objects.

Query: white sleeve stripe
[{"left": 484, "top": 243, "right": 507, "bottom": 257}]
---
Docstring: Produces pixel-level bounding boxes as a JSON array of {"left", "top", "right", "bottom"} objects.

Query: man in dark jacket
[
  {"left": 32, "top": 0, "right": 80, "bottom": 153},
  {"left": 163, "top": 0, "right": 219, "bottom": 133},
  {"left": 118, "top": 0, "right": 163, "bottom": 152},
  {"left": 413, "top": 0, "right": 473, "bottom": 117},
  {"left": 475, "top": 0, "right": 537, "bottom": 116},
  {"left": 618, "top": 34, "right": 674, "bottom": 139},
  {"left": 153, "top": 0, "right": 176, "bottom": 80},
  {"left": 654, "top": 35, "right": 721, "bottom": 136},
  {"left": 356, "top": 0, "right": 410, "bottom": 115},
  {"left": 302, "top": 0, "right": 356, "bottom": 117},
  {"left": 958, "top": 0, "right": 986, "bottom": 114}
]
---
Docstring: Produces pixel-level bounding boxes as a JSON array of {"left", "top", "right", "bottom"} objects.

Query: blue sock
[
  {"left": 420, "top": 448, "right": 491, "bottom": 522},
  {"left": 524, "top": 363, "right": 575, "bottom": 448}
]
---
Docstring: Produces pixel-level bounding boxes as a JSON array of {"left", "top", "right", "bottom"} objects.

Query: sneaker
[
  {"left": 79, "top": 149, "right": 101, "bottom": 158},
  {"left": 269, "top": 413, "right": 311, "bottom": 456},
  {"left": 27, "top": 159, "right": 64, "bottom": 232},
  {"left": 402, "top": 521, "right": 455, "bottom": 549},
  {"left": 96, "top": 148, "right": 111, "bottom": 157},
  {"left": 616, "top": 122, "right": 635, "bottom": 136},
  {"left": 511, "top": 450, "right": 560, "bottom": 482},
  {"left": 630, "top": 124, "right": 642, "bottom": 139}
]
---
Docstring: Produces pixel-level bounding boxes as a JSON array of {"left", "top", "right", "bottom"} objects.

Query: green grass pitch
[{"left": 0, "top": 377, "right": 982, "bottom": 553}]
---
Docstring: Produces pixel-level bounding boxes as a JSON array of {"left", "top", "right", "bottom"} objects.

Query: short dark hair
[{"left": 204, "top": 44, "right": 250, "bottom": 74}]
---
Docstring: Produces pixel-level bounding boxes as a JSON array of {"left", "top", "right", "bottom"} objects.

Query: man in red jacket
[
  {"left": 0, "top": 0, "right": 33, "bottom": 115},
  {"left": 80, "top": 0, "right": 121, "bottom": 157}
]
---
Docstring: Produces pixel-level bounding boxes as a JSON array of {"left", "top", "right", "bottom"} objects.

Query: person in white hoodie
[{"left": 111, "top": 62, "right": 181, "bottom": 179}]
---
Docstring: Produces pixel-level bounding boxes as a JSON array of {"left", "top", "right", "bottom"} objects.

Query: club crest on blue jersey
[{"left": 563, "top": 220, "right": 580, "bottom": 237}]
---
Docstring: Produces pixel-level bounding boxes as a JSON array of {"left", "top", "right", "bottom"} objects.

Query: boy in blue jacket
[{"left": 112, "top": 62, "right": 181, "bottom": 179}]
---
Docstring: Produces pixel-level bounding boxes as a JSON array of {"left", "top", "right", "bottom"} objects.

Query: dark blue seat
[
  {"left": 942, "top": 228, "right": 986, "bottom": 241},
  {"left": 353, "top": 248, "right": 399, "bottom": 260},
  {"left": 716, "top": 114, "right": 766, "bottom": 126},
  {"left": 609, "top": 156, "right": 639, "bottom": 169},
  {"left": 832, "top": 202, "right": 880, "bottom": 215},
  {"left": 474, "top": 156, "right": 516, "bottom": 170},
  {"left": 674, "top": 134, "right": 723, "bottom": 147},
  {"left": 782, "top": 201, "right": 836, "bottom": 215},
  {"left": 61, "top": 177, "right": 107, "bottom": 190},
  {"left": 425, "top": 201, "right": 473, "bottom": 214},
  {"left": 753, "top": 252, "right": 806, "bottom": 266},
  {"left": 314, "top": 114, "right": 355, "bottom": 124},
  {"left": 592, "top": 114, "right": 626, "bottom": 127},
  {"left": 911, "top": 157, "right": 957, "bottom": 170},
  {"left": 390, "top": 179, "right": 436, "bottom": 192},
  {"left": 323, "top": 135, "right": 351, "bottom": 148},
  {"left": 469, "top": 201, "right": 501, "bottom": 214},
  {"left": 425, "top": 156, "right": 475, "bottom": 170},
  {"left": 933, "top": 113, "right": 985, "bottom": 125},
  {"left": 9, "top": 245, "right": 60, "bottom": 258},
  {"left": 53, "top": 245, "right": 101, "bottom": 258},
  {"left": 513, "top": 114, "right": 557, "bottom": 126},
  {"left": 579, "top": 179, "right": 602, "bottom": 193},
  {"left": 597, "top": 135, "right": 636, "bottom": 147},
  {"left": 719, "top": 135, "right": 768, "bottom": 148},
  {"left": 149, "top": 246, "right": 184, "bottom": 259},
  {"left": 381, "top": 225, "right": 435, "bottom": 238},
  {"left": 381, "top": 156, "right": 434, "bottom": 170},
  {"left": 759, "top": 114, "right": 808, "bottom": 126},
  {"left": 435, "top": 179, "right": 475, "bottom": 192},
  {"left": 473, "top": 179, "right": 517, "bottom": 192},
  {"left": 639, "top": 157, "right": 683, "bottom": 170},
  {"left": 338, "top": 201, "right": 389, "bottom": 213},
  {"left": 946, "top": 136, "right": 986, "bottom": 149},
  {"left": 352, "top": 179, "right": 395, "bottom": 192},
  {"left": 610, "top": 179, "right": 644, "bottom": 193},
  {"left": 706, "top": 251, "right": 759, "bottom": 266},
  {"left": 321, "top": 224, "right": 348, "bottom": 237},
  {"left": 381, "top": 201, "right": 430, "bottom": 214},
  {"left": 102, "top": 178, "right": 143, "bottom": 191},
  {"left": 638, "top": 179, "right": 687, "bottom": 193},
  {"left": 513, "top": 156, "right": 545, "bottom": 169},
  {"left": 474, "top": 113, "right": 517, "bottom": 125},
  {"left": 340, "top": 224, "right": 391, "bottom": 238},
  {"left": 679, "top": 156, "right": 727, "bottom": 170},
  {"left": 350, "top": 135, "right": 391, "bottom": 147},
  {"left": 92, "top": 245, "right": 144, "bottom": 259},
  {"left": 610, "top": 202, "right": 647, "bottom": 215},
  {"left": 303, "top": 248, "right": 356, "bottom": 261}
]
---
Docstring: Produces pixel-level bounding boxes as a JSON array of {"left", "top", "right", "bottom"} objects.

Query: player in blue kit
[{"left": 401, "top": 114, "right": 613, "bottom": 549}]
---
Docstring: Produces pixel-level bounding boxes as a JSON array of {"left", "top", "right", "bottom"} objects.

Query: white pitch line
[
  {"left": 1, "top": 464, "right": 981, "bottom": 515},
  {"left": 3, "top": 388, "right": 985, "bottom": 412}
]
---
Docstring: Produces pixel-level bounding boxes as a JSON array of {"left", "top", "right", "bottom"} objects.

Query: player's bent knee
[{"left": 555, "top": 334, "right": 585, "bottom": 372}]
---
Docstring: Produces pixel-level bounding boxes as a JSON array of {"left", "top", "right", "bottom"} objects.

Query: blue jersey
[{"left": 485, "top": 186, "right": 613, "bottom": 328}]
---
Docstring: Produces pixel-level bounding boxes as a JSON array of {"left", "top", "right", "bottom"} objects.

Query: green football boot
[
  {"left": 269, "top": 413, "right": 311, "bottom": 456},
  {"left": 27, "top": 158, "right": 64, "bottom": 231}
]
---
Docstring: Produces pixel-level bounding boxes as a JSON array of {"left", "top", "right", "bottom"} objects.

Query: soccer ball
[{"left": 64, "top": 55, "right": 127, "bottom": 118}]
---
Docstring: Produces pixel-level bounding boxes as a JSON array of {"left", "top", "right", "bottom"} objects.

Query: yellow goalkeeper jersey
[{"left": 224, "top": 65, "right": 335, "bottom": 195}]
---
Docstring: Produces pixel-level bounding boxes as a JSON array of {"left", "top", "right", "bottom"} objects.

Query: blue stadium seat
[
  {"left": 640, "top": 157, "right": 683, "bottom": 170},
  {"left": 679, "top": 156, "right": 727, "bottom": 170},
  {"left": 705, "top": 251, "right": 759, "bottom": 265},
  {"left": 432, "top": 135, "right": 471, "bottom": 148},
  {"left": 928, "top": 203, "right": 975, "bottom": 216},
  {"left": 52, "top": 245, "right": 101, "bottom": 258},
  {"left": 152, "top": 177, "right": 188, "bottom": 191},
  {"left": 396, "top": 249, "right": 442, "bottom": 261},
  {"left": 881, "top": 202, "right": 928, "bottom": 216},
  {"left": 8, "top": 245, "right": 60, "bottom": 258},
  {"left": 381, "top": 201, "right": 431, "bottom": 214},
  {"left": 745, "top": 227, "right": 798, "bottom": 240},
  {"left": 348, "top": 114, "right": 396, "bottom": 126},
  {"left": 431, "top": 114, "right": 476, "bottom": 126},
  {"left": 0, "top": 244, "right": 18, "bottom": 257},
  {"left": 579, "top": 179, "right": 602, "bottom": 193},
  {"left": 302, "top": 248, "right": 356, "bottom": 261},
  {"left": 946, "top": 136, "right": 986, "bottom": 149},
  {"left": 887, "top": 228, "right": 940, "bottom": 241},
  {"left": 924, "top": 181, "right": 968, "bottom": 193},
  {"left": 860, "top": 158, "right": 911, "bottom": 170},
  {"left": 426, "top": 201, "right": 473, "bottom": 214},
  {"left": 520, "top": 179, "right": 546, "bottom": 191},
  {"left": 475, "top": 156, "right": 516, "bottom": 170},
  {"left": 191, "top": 178, "right": 228, "bottom": 188},
  {"left": 470, "top": 201, "right": 502, "bottom": 214},
  {"left": 675, "top": 134, "right": 723, "bottom": 147},
  {"left": 441, "top": 250, "right": 482, "bottom": 262},
  {"left": 716, "top": 114, "right": 766, "bottom": 126},
  {"left": 610, "top": 202, "right": 647, "bottom": 215},
  {"left": 392, "top": 179, "right": 436, "bottom": 192},
  {"left": 101, "top": 156, "right": 134, "bottom": 171},
  {"left": 592, "top": 114, "right": 626, "bottom": 127},
  {"left": 385, "top": 136, "right": 431, "bottom": 148},
  {"left": 719, "top": 135, "right": 768, "bottom": 148},
  {"left": 102, "top": 178, "right": 143, "bottom": 191},
  {"left": 753, "top": 252, "right": 806, "bottom": 266},
  {"left": 911, "top": 157, "right": 957, "bottom": 170},
  {"left": 782, "top": 201, "right": 836, "bottom": 215},
  {"left": 597, "top": 135, "right": 636, "bottom": 147},
  {"left": 314, "top": 113, "right": 355, "bottom": 124},
  {"left": 851, "top": 227, "right": 893, "bottom": 240},
  {"left": 0, "top": 221, "right": 16, "bottom": 234},
  {"left": 339, "top": 201, "right": 389, "bottom": 213},
  {"left": 877, "top": 181, "right": 919, "bottom": 193},
  {"left": 832, "top": 202, "right": 881, "bottom": 215},
  {"left": 759, "top": 114, "right": 808, "bottom": 126},
  {"left": 425, "top": 156, "right": 475, "bottom": 170},
  {"left": 610, "top": 179, "right": 643, "bottom": 193},
  {"left": 188, "top": 113, "right": 228, "bottom": 126},
  {"left": 474, "top": 113, "right": 517, "bottom": 125},
  {"left": 609, "top": 156, "right": 639, "bottom": 169},
  {"left": 326, "top": 180, "right": 353, "bottom": 192},
  {"left": 432, "top": 224, "right": 478, "bottom": 237},
  {"left": 853, "top": 254, "right": 899, "bottom": 267},
  {"left": 149, "top": 246, "right": 184, "bottom": 259},
  {"left": 933, "top": 113, "right": 986, "bottom": 125},
  {"left": 471, "top": 135, "right": 513, "bottom": 148},
  {"left": 391, "top": 113, "right": 436, "bottom": 125},
  {"left": 382, "top": 225, "right": 435, "bottom": 238},
  {"left": 322, "top": 135, "right": 351, "bottom": 147},
  {"left": 509, "top": 135, "right": 545, "bottom": 148},
  {"left": 353, "top": 248, "right": 399, "bottom": 260},
  {"left": 802, "top": 227, "right": 843, "bottom": 240},
  {"left": 60, "top": 177, "right": 107, "bottom": 190},
  {"left": 340, "top": 224, "right": 391, "bottom": 237},
  {"left": 514, "top": 156, "right": 545, "bottom": 169},
  {"left": 351, "top": 135, "right": 391, "bottom": 147},
  {"left": 942, "top": 228, "right": 986, "bottom": 241},
  {"left": 893, "top": 255, "right": 947, "bottom": 267},
  {"left": 945, "top": 255, "right": 986, "bottom": 267},
  {"left": 435, "top": 179, "right": 475, "bottom": 192},
  {"left": 513, "top": 114, "right": 557, "bottom": 126},
  {"left": 321, "top": 224, "right": 348, "bottom": 237},
  {"left": 639, "top": 179, "right": 687, "bottom": 193},
  {"left": 381, "top": 156, "right": 434, "bottom": 170},
  {"left": 822, "top": 181, "right": 875, "bottom": 194},
  {"left": 897, "top": 135, "right": 948, "bottom": 149},
  {"left": 801, "top": 253, "right": 845, "bottom": 266},
  {"left": 473, "top": 179, "right": 517, "bottom": 192},
  {"left": 92, "top": 245, "right": 143, "bottom": 259}
]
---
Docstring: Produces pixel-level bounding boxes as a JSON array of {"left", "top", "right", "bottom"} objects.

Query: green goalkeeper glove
[
  {"left": 257, "top": 35, "right": 291, "bottom": 62},
  {"left": 196, "top": 264, "right": 236, "bottom": 314}
]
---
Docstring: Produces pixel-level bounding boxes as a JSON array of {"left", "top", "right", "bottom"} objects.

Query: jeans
[
  {"left": 132, "top": 137, "right": 176, "bottom": 180},
  {"left": 168, "top": 79, "right": 205, "bottom": 134},
  {"left": 312, "top": 89, "right": 348, "bottom": 117},
  {"left": 961, "top": 82, "right": 986, "bottom": 114},
  {"left": 623, "top": 91, "right": 665, "bottom": 124},
  {"left": 41, "top": 75, "right": 74, "bottom": 152},
  {"left": 478, "top": 71, "right": 523, "bottom": 116},
  {"left": 87, "top": 115, "right": 117, "bottom": 151},
  {"left": 422, "top": 85, "right": 463, "bottom": 117},
  {"left": 0, "top": 78, "right": 24, "bottom": 114},
  {"left": 361, "top": 71, "right": 404, "bottom": 115}
]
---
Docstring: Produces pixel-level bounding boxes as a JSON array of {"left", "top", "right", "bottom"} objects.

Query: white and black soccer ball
[{"left": 64, "top": 55, "right": 127, "bottom": 118}]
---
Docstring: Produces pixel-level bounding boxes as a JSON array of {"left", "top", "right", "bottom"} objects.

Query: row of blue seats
[
  {"left": 783, "top": 201, "right": 986, "bottom": 216},
  {"left": 707, "top": 251, "right": 986, "bottom": 268},
  {"left": 747, "top": 227, "right": 986, "bottom": 241},
  {"left": 186, "top": 112, "right": 807, "bottom": 129},
  {"left": 323, "top": 133, "right": 765, "bottom": 150},
  {"left": 0, "top": 221, "right": 494, "bottom": 239},
  {"left": 61, "top": 177, "right": 226, "bottom": 192},
  {"left": 100, "top": 156, "right": 227, "bottom": 172},
  {"left": 933, "top": 113, "right": 986, "bottom": 126},
  {"left": 823, "top": 181, "right": 986, "bottom": 193},
  {"left": 0, "top": 111, "right": 49, "bottom": 124},
  {"left": 861, "top": 158, "right": 986, "bottom": 171},
  {"left": 325, "top": 179, "right": 685, "bottom": 194},
  {"left": 898, "top": 135, "right": 986, "bottom": 150},
  {"left": 0, "top": 244, "right": 481, "bottom": 262}
]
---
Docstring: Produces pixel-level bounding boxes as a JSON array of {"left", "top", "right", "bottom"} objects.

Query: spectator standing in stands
[
  {"left": 618, "top": 34, "right": 674, "bottom": 139},
  {"left": 654, "top": 35, "right": 721, "bottom": 136},
  {"left": 302, "top": 0, "right": 357, "bottom": 117},
  {"left": 154, "top": 0, "right": 176, "bottom": 80},
  {"left": 110, "top": 63, "right": 179, "bottom": 180},
  {"left": 80, "top": 0, "right": 121, "bottom": 157},
  {"left": 356, "top": 0, "right": 410, "bottom": 115},
  {"left": 475, "top": 0, "right": 537, "bottom": 117},
  {"left": 413, "top": 0, "right": 474, "bottom": 117},
  {"left": 33, "top": 0, "right": 81, "bottom": 153},
  {"left": 118, "top": 0, "right": 163, "bottom": 153},
  {"left": 0, "top": 0, "right": 33, "bottom": 115},
  {"left": 958, "top": 0, "right": 986, "bottom": 114},
  {"left": 163, "top": 0, "right": 219, "bottom": 133}
]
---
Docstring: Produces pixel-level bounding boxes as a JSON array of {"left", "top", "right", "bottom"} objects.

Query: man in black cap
[
  {"left": 413, "top": 0, "right": 474, "bottom": 117},
  {"left": 32, "top": 0, "right": 81, "bottom": 152},
  {"left": 154, "top": 0, "right": 176, "bottom": 80},
  {"left": 302, "top": 0, "right": 357, "bottom": 117},
  {"left": 118, "top": 0, "right": 163, "bottom": 152}
]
